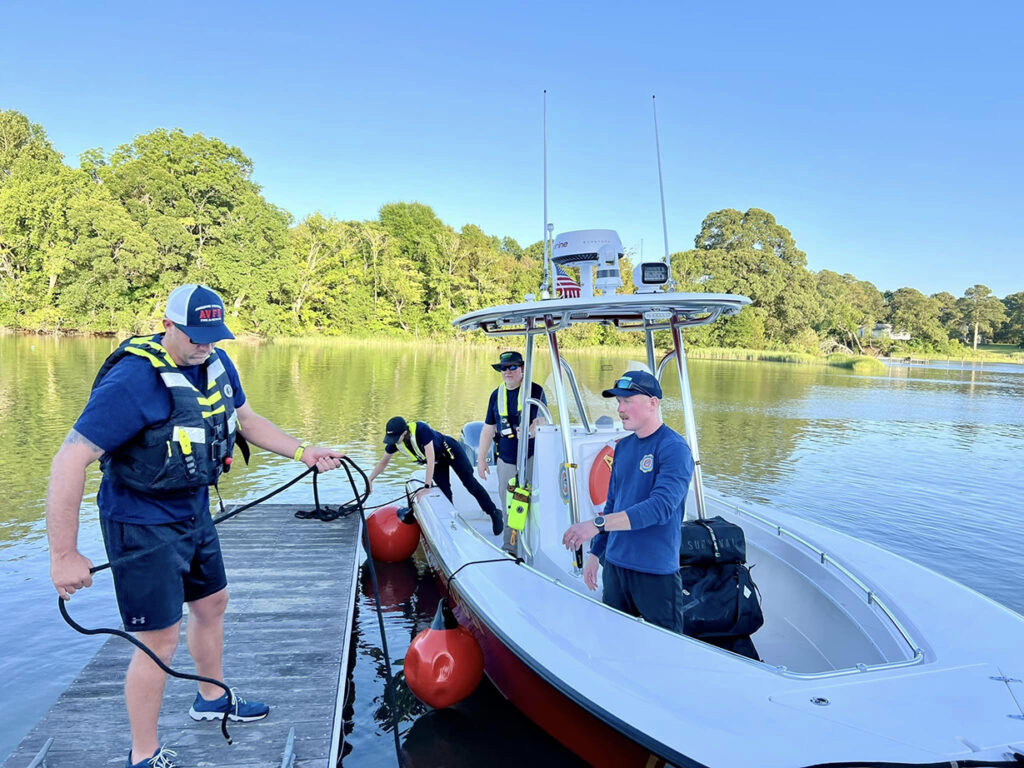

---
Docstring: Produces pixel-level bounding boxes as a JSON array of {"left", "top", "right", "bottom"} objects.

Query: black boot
[{"left": 487, "top": 508, "right": 504, "bottom": 536}]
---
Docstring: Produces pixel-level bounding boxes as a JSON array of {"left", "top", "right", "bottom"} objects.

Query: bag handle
[{"left": 695, "top": 518, "right": 721, "bottom": 559}]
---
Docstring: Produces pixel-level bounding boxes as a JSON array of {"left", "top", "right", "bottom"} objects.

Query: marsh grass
[{"left": 263, "top": 337, "right": 903, "bottom": 372}]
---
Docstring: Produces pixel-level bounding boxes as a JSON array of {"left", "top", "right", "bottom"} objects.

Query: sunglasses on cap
[
  {"left": 500, "top": 364, "right": 521, "bottom": 372},
  {"left": 614, "top": 377, "right": 656, "bottom": 397}
]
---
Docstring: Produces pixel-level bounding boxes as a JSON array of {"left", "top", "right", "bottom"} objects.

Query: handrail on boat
[
  {"left": 526, "top": 397, "right": 553, "bottom": 425},
  {"left": 558, "top": 357, "right": 592, "bottom": 433},
  {"left": 711, "top": 496, "right": 925, "bottom": 672}
]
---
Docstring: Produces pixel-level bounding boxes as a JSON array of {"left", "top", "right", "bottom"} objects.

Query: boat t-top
[{"left": 403, "top": 227, "right": 1024, "bottom": 768}]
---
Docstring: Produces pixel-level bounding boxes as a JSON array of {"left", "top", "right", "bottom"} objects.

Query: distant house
[{"left": 857, "top": 323, "right": 911, "bottom": 341}]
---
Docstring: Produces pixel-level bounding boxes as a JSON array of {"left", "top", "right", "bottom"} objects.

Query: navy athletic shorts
[{"left": 100, "top": 514, "right": 227, "bottom": 633}]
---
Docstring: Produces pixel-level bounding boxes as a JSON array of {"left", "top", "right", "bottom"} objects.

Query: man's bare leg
[
  {"left": 126, "top": 622, "right": 180, "bottom": 763},
  {"left": 187, "top": 588, "right": 228, "bottom": 701}
]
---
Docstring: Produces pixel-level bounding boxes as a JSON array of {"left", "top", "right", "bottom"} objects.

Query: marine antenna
[
  {"left": 541, "top": 90, "right": 554, "bottom": 299},
  {"left": 652, "top": 95, "right": 678, "bottom": 291}
]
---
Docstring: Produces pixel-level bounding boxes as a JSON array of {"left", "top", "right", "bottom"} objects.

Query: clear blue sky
[{"left": 2, "top": 0, "right": 1021, "bottom": 297}]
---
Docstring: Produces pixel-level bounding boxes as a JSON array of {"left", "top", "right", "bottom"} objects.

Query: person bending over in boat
[
  {"left": 476, "top": 350, "right": 546, "bottom": 550},
  {"left": 46, "top": 284, "right": 344, "bottom": 768},
  {"left": 369, "top": 416, "right": 504, "bottom": 536},
  {"left": 561, "top": 370, "right": 693, "bottom": 633}
]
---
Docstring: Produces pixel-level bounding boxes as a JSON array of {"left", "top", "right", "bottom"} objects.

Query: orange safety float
[
  {"left": 405, "top": 598, "right": 484, "bottom": 709},
  {"left": 365, "top": 504, "right": 421, "bottom": 562},
  {"left": 588, "top": 443, "right": 616, "bottom": 506}
]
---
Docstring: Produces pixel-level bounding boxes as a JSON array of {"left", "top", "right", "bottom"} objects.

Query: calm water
[{"left": 1, "top": 336, "right": 1022, "bottom": 765}]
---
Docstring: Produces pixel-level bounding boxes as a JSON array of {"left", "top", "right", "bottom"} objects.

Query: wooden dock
[{"left": 4, "top": 504, "right": 362, "bottom": 768}]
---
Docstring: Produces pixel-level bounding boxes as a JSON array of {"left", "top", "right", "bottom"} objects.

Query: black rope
[
  {"left": 445, "top": 556, "right": 524, "bottom": 602},
  {"left": 335, "top": 457, "right": 406, "bottom": 768},
  {"left": 59, "top": 462, "right": 322, "bottom": 744},
  {"left": 58, "top": 597, "right": 236, "bottom": 744},
  {"left": 800, "top": 755, "right": 1024, "bottom": 768},
  {"left": 88, "top": 465, "right": 317, "bottom": 575}
]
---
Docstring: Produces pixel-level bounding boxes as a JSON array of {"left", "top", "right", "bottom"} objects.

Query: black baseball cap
[
  {"left": 384, "top": 416, "right": 408, "bottom": 445},
  {"left": 602, "top": 370, "right": 663, "bottom": 399},
  {"left": 491, "top": 351, "right": 524, "bottom": 371}
]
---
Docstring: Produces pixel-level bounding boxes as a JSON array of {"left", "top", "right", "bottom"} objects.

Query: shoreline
[{"left": 5, "top": 328, "right": 1020, "bottom": 367}]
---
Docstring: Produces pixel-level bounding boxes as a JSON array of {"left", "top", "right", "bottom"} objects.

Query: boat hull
[{"left": 422, "top": 540, "right": 681, "bottom": 768}]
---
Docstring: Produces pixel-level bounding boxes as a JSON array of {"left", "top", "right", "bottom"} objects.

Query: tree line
[{"left": 1, "top": 109, "right": 1020, "bottom": 353}]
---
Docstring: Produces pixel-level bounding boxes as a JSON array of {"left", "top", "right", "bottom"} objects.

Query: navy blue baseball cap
[
  {"left": 165, "top": 284, "right": 235, "bottom": 344},
  {"left": 602, "top": 370, "right": 663, "bottom": 399},
  {"left": 384, "top": 416, "right": 409, "bottom": 445}
]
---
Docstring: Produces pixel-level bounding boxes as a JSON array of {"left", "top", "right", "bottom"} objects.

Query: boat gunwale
[
  {"left": 416, "top": 507, "right": 708, "bottom": 768},
  {"left": 711, "top": 496, "right": 926, "bottom": 671},
  {"left": 424, "top": 488, "right": 929, "bottom": 682}
]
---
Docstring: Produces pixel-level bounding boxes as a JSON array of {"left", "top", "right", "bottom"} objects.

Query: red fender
[
  {"left": 366, "top": 504, "right": 421, "bottom": 562},
  {"left": 588, "top": 444, "right": 616, "bottom": 506}
]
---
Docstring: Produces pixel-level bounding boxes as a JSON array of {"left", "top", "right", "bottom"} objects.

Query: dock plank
[{"left": 4, "top": 505, "right": 361, "bottom": 768}]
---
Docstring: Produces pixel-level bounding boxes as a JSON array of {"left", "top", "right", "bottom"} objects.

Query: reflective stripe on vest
[
  {"left": 398, "top": 419, "right": 427, "bottom": 463},
  {"left": 497, "top": 384, "right": 525, "bottom": 420},
  {"left": 97, "top": 336, "right": 237, "bottom": 494}
]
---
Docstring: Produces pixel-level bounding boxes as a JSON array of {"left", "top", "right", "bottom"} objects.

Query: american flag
[{"left": 555, "top": 264, "right": 581, "bottom": 298}]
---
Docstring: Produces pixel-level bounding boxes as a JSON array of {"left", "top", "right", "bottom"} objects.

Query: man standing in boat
[
  {"left": 561, "top": 370, "right": 693, "bottom": 633},
  {"left": 368, "top": 416, "right": 504, "bottom": 536},
  {"left": 46, "top": 284, "right": 344, "bottom": 768},
  {"left": 475, "top": 350, "right": 546, "bottom": 550}
]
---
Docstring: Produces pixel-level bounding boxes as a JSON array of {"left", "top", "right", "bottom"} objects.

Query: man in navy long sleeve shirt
[{"left": 562, "top": 370, "right": 693, "bottom": 632}]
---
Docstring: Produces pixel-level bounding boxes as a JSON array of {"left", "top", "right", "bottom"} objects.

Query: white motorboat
[{"left": 405, "top": 246, "right": 1024, "bottom": 768}]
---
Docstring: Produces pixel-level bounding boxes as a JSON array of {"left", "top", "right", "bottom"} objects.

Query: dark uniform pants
[
  {"left": 434, "top": 435, "right": 498, "bottom": 515},
  {"left": 602, "top": 561, "right": 684, "bottom": 634}
]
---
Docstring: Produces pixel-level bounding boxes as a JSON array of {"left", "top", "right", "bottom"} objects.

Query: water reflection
[
  {"left": 1, "top": 336, "right": 1022, "bottom": 764},
  {"left": 347, "top": 548, "right": 586, "bottom": 766}
]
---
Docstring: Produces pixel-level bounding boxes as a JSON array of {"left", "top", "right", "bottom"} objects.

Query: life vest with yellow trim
[
  {"left": 397, "top": 418, "right": 428, "bottom": 465},
  {"left": 92, "top": 335, "right": 238, "bottom": 495},
  {"left": 495, "top": 383, "right": 525, "bottom": 441}
]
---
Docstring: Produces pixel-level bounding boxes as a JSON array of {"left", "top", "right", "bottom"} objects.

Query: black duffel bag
[
  {"left": 679, "top": 516, "right": 746, "bottom": 566},
  {"left": 680, "top": 562, "right": 764, "bottom": 639}
]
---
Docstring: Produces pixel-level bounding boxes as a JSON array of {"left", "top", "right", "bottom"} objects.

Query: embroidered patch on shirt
[
  {"left": 223, "top": 384, "right": 234, "bottom": 398},
  {"left": 639, "top": 454, "right": 654, "bottom": 473}
]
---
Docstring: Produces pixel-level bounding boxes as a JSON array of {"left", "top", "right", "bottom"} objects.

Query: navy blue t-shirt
[
  {"left": 484, "top": 383, "right": 546, "bottom": 464},
  {"left": 385, "top": 421, "right": 442, "bottom": 462},
  {"left": 589, "top": 424, "right": 694, "bottom": 575},
  {"left": 74, "top": 338, "right": 246, "bottom": 524}
]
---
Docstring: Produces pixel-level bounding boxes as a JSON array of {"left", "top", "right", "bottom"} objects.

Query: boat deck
[{"left": 3, "top": 504, "right": 361, "bottom": 768}]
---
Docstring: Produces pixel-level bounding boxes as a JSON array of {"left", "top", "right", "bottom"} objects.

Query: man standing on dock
[
  {"left": 476, "top": 350, "right": 546, "bottom": 550},
  {"left": 561, "top": 370, "right": 693, "bottom": 633},
  {"left": 46, "top": 284, "right": 344, "bottom": 768}
]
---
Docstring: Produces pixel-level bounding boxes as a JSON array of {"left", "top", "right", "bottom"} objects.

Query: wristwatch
[{"left": 593, "top": 515, "right": 607, "bottom": 533}]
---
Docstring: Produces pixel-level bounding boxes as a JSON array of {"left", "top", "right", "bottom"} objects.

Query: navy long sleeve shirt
[{"left": 589, "top": 424, "right": 694, "bottom": 575}]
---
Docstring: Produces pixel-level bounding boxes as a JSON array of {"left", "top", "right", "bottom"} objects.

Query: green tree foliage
[
  {"left": 996, "top": 292, "right": 1024, "bottom": 345},
  {"left": 0, "top": 110, "right": 61, "bottom": 182},
  {"left": 673, "top": 208, "right": 819, "bottom": 346},
  {"left": 956, "top": 285, "right": 1007, "bottom": 350},
  {"left": 884, "top": 288, "right": 945, "bottom": 347},
  {"left": 931, "top": 291, "right": 960, "bottom": 339},
  {"left": 1, "top": 109, "right": 1017, "bottom": 355},
  {"left": 811, "top": 271, "right": 884, "bottom": 353}
]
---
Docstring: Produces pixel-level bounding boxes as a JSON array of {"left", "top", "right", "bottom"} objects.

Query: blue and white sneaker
[
  {"left": 126, "top": 746, "right": 178, "bottom": 768},
  {"left": 189, "top": 688, "right": 270, "bottom": 722}
]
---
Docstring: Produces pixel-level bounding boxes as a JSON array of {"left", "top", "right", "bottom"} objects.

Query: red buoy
[
  {"left": 589, "top": 444, "right": 616, "bottom": 506},
  {"left": 405, "top": 598, "right": 484, "bottom": 709},
  {"left": 366, "top": 505, "right": 421, "bottom": 562}
]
